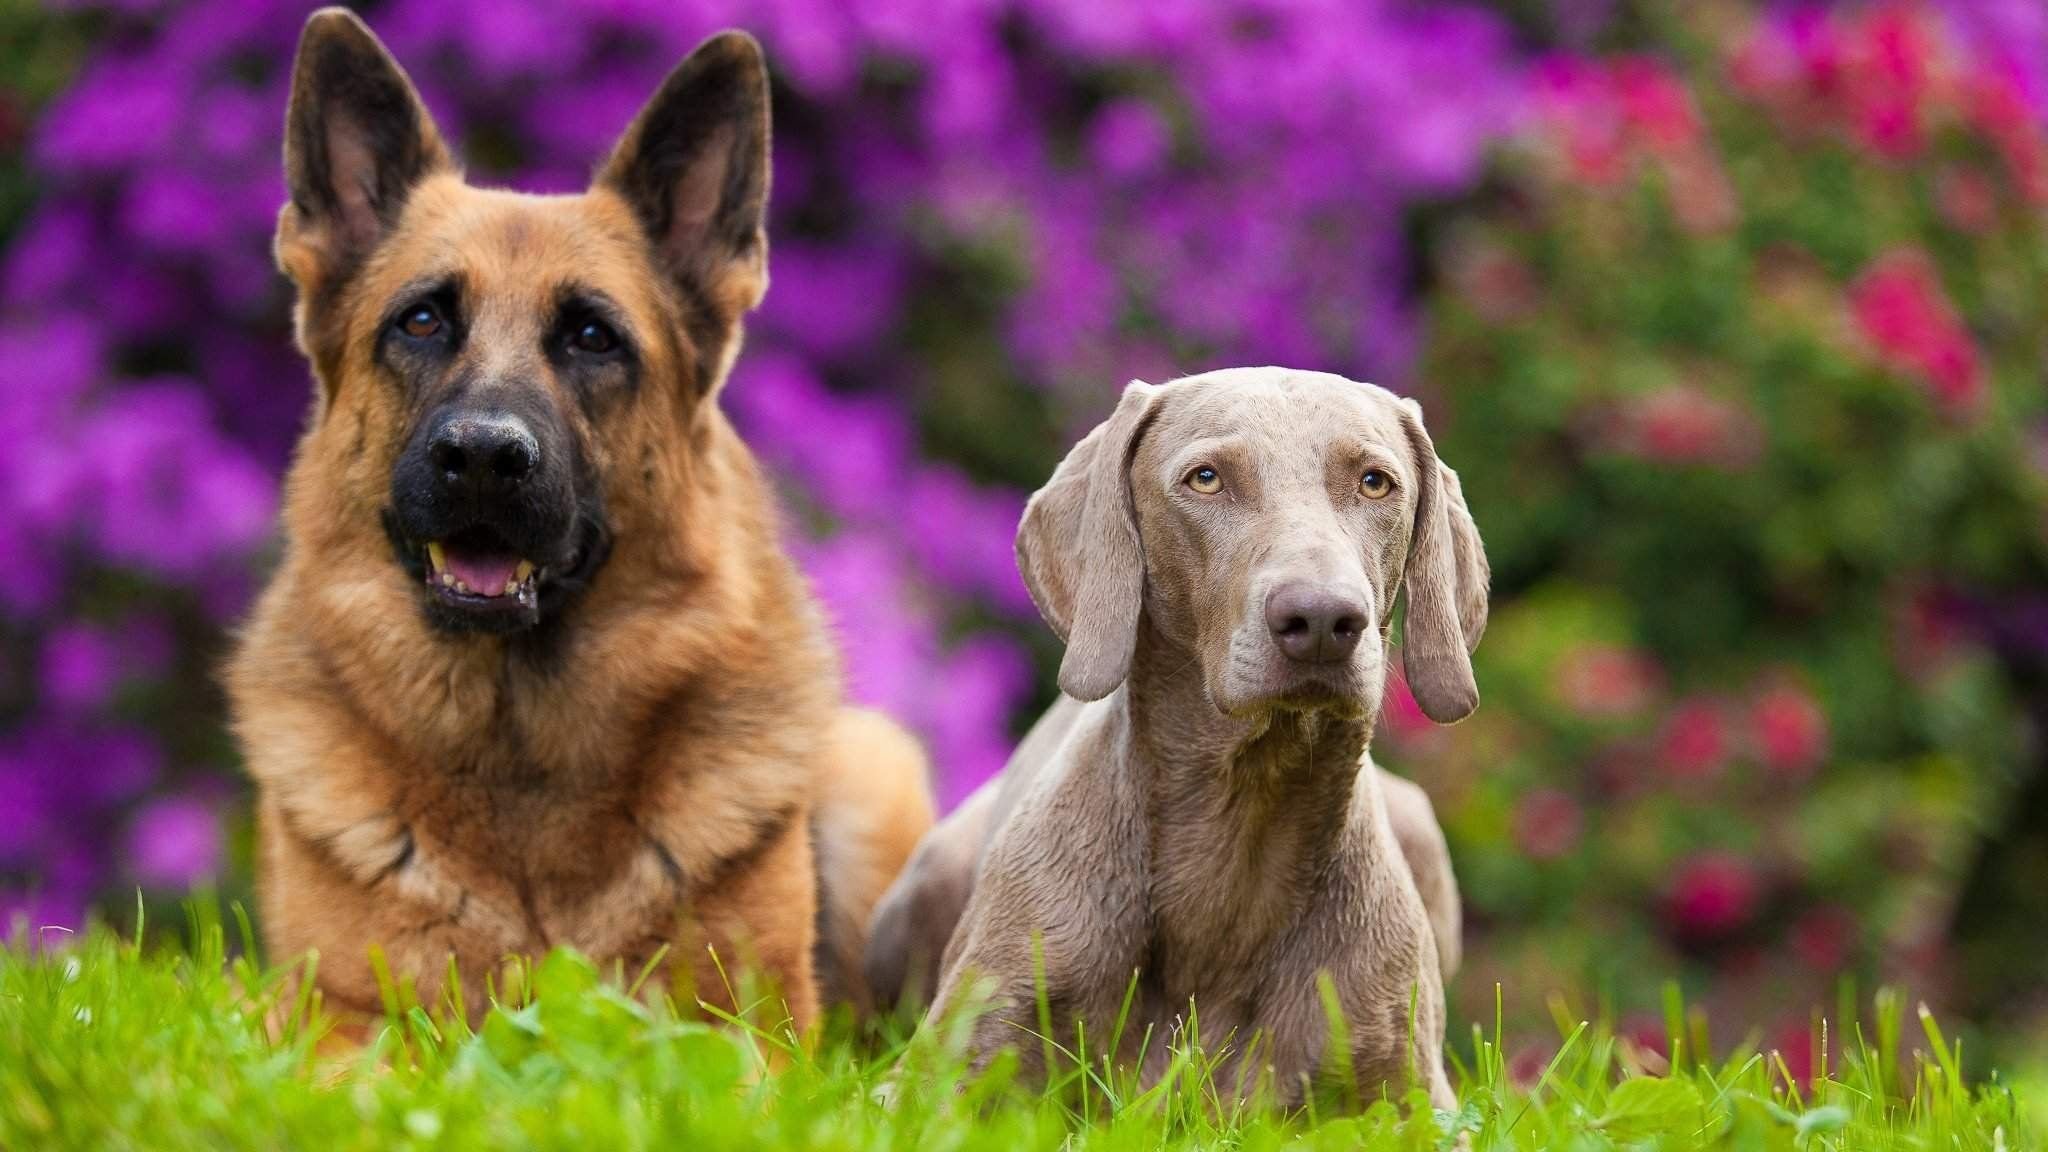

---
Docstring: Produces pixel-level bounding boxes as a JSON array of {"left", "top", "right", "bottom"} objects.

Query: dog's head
[
  {"left": 1018, "top": 367, "right": 1489, "bottom": 724},
  {"left": 274, "top": 9, "right": 768, "bottom": 635}
]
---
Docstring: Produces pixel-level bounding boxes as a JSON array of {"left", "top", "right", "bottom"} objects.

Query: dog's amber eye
[
  {"left": 1186, "top": 466, "right": 1223, "bottom": 495},
  {"left": 571, "top": 320, "right": 619, "bottom": 356},
  {"left": 398, "top": 304, "right": 442, "bottom": 340},
  {"left": 1360, "top": 469, "right": 1394, "bottom": 499}
]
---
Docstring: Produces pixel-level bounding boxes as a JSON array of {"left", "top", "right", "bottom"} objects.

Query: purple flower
[
  {"left": 1088, "top": 100, "right": 1173, "bottom": 179},
  {"left": 0, "top": 0, "right": 1531, "bottom": 928},
  {"left": 74, "top": 383, "right": 275, "bottom": 578},
  {"left": 33, "top": 56, "right": 184, "bottom": 176},
  {"left": 126, "top": 795, "right": 221, "bottom": 889},
  {"left": 39, "top": 624, "right": 123, "bottom": 713}
]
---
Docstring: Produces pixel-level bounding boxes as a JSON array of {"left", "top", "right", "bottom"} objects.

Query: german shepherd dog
[{"left": 228, "top": 9, "right": 933, "bottom": 1029}]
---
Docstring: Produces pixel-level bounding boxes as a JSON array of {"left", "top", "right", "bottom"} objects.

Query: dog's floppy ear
[
  {"left": 1398, "top": 402, "right": 1490, "bottom": 723},
  {"left": 598, "top": 31, "right": 771, "bottom": 389},
  {"left": 1017, "top": 381, "right": 1158, "bottom": 701},
  {"left": 277, "top": 8, "right": 452, "bottom": 292}
]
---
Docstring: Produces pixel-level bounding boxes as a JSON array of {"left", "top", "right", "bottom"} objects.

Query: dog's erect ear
[
  {"left": 599, "top": 30, "right": 771, "bottom": 383},
  {"left": 278, "top": 8, "right": 452, "bottom": 291},
  {"left": 1017, "top": 382, "right": 1158, "bottom": 701},
  {"left": 1398, "top": 403, "right": 1490, "bottom": 723}
]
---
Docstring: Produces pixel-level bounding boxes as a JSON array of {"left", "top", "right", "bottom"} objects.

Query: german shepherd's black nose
[{"left": 427, "top": 411, "right": 539, "bottom": 501}]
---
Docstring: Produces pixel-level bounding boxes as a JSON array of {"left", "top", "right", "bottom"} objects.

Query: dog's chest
[{"left": 396, "top": 758, "right": 672, "bottom": 926}]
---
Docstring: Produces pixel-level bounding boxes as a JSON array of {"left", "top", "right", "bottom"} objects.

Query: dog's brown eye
[
  {"left": 1186, "top": 466, "right": 1223, "bottom": 495},
  {"left": 1360, "top": 469, "right": 1393, "bottom": 499},
  {"left": 571, "top": 320, "right": 618, "bottom": 356},
  {"left": 399, "top": 304, "right": 442, "bottom": 340}
]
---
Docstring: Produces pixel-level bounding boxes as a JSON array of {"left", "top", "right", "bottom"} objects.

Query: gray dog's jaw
[{"left": 1128, "top": 621, "right": 1381, "bottom": 795}]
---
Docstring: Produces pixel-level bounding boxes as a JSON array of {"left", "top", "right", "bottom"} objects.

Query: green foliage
[
  {"left": 1405, "top": 7, "right": 2048, "bottom": 1059},
  {"left": 0, "top": 917, "right": 2036, "bottom": 1150}
]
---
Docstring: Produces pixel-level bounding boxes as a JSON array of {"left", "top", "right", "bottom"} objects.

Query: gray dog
[{"left": 866, "top": 367, "right": 1486, "bottom": 1108}]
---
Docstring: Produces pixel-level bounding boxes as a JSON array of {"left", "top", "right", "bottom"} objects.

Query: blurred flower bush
[
  {"left": 0, "top": 0, "right": 1517, "bottom": 929},
  {"left": 1408, "top": 2, "right": 2048, "bottom": 1058},
  {"left": 3, "top": 0, "right": 2045, "bottom": 1061}
]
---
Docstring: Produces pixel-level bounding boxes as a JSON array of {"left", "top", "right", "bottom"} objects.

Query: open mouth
[
  {"left": 381, "top": 505, "right": 610, "bottom": 635},
  {"left": 420, "top": 526, "right": 542, "bottom": 616}
]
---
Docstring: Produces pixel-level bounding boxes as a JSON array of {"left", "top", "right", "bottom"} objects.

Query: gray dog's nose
[{"left": 1265, "top": 583, "right": 1368, "bottom": 665}]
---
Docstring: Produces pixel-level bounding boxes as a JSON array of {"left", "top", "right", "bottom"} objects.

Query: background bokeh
[{"left": 2, "top": 0, "right": 2044, "bottom": 1070}]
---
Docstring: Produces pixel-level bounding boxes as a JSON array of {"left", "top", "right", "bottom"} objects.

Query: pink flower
[
  {"left": 1612, "top": 56, "right": 1701, "bottom": 153},
  {"left": 1535, "top": 52, "right": 1729, "bottom": 221},
  {"left": 1658, "top": 698, "right": 1729, "bottom": 782},
  {"left": 1935, "top": 165, "right": 2001, "bottom": 234},
  {"left": 1445, "top": 239, "right": 1538, "bottom": 323},
  {"left": 1849, "top": 249, "right": 1984, "bottom": 417},
  {"left": 1507, "top": 1043, "right": 1556, "bottom": 1088},
  {"left": 1618, "top": 1013, "right": 1670, "bottom": 1064},
  {"left": 1534, "top": 55, "right": 1632, "bottom": 186},
  {"left": 1555, "top": 644, "right": 1661, "bottom": 718},
  {"left": 1965, "top": 73, "right": 2048, "bottom": 203},
  {"left": 1731, "top": 5, "right": 1974, "bottom": 171},
  {"left": 1589, "top": 739, "right": 1656, "bottom": 799},
  {"left": 1660, "top": 148, "right": 1738, "bottom": 235},
  {"left": 1891, "top": 584, "right": 1968, "bottom": 676},
  {"left": 1747, "top": 676, "right": 1828, "bottom": 780},
  {"left": 1611, "top": 387, "right": 1761, "bottom": 470},
  {"left": 1790, "top": 905, "right": 1859, "bottom": 972},
  {"left": 1377, "top": 666, "right": 1436, "bottom": 744},
  {"left": 1729, "top": 9, "right": 1849, "bottom": 132},
  {"left": 1844, "top": 6, "right": 1943, "bottom": 159},
  {"left": 1772, "top": 1017, "right": 1817, "bottom": 1085},
  {"left": 1513, "top": 788, "right": 1583, "bottom": 860},
  {"left": 1665, "top": 851, "right": 1761, "bottom": 942}
]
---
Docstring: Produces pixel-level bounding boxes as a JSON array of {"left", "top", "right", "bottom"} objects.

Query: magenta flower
[
  {"left": 1611, "top": 56, "right": 1702, "bottom": 154},
  {"left": 1609, "top": 387, "right": 1762, "bottom": 470},
  {"left": 1665, "top": 851, "right": 1762, "bottom": 942},
  {"left": 1849, "top": 249, "right": 1985, "bottom": 416},
  {"left": 1846, "top": 5, "right": 1944, "bottom": 159},
  {"left": 1513, "top": 789, "right": 1584, "bottom": 861},
  {"left": 1747, "top": 676, "right": 1829, "bottom": 781},
  {"left": 1554, "top": 644, "right": 1661, "bottom": 718},
  {"left": 1658, "top": 698, "right": 1729, "bottom": 783},
  {"left": 1771, "top": 1016, "right": 1818, "bottom": 1085},
  {"left": 1790, "top": 904, "right": 1859, "bottom": 972},
  {"left": 1376, "top": 666, "right": 1437, "bottom": 745}
]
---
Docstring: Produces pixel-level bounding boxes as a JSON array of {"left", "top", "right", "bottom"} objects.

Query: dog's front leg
[{"left": 680, "top": 809, "right": 822, "bottom": 1035}]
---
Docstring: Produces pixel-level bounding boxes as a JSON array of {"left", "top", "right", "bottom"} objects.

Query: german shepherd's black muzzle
[{"left": 387, "top": 394, "right": 602, "bottom": 634}]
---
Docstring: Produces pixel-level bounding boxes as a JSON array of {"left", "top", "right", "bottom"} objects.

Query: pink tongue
[{"left": 444, "top": 549, "right": 520, "bottom": 595}]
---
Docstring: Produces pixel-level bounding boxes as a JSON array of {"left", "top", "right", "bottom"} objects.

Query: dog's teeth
[
  {"left": 426, "top": 541, "right": 445, "bottom": 574},
  {"left": 514, "top": 560, "right": 534, "bottom": 583},
  {"left": 440, "top": 572, "right": 455, "bottom": 588},
  {"left": 503, "top": 579, "right": 519, "bottom": 596},
  {"left": 454, "top": 579, "right": 472, "bottom": 595}
]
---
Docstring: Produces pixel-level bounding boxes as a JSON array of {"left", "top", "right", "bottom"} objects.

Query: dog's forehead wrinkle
[
  {"left": 392, "top": 186, "right": 666, "bottom": 327},
  {"left": 1155, "top": 380, "right": 1393, "bottom": 471}
]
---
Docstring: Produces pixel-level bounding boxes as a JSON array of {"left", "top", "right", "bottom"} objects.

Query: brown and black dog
[{"left": 227, "top": 9, "right": 933, "bottom": 1030}]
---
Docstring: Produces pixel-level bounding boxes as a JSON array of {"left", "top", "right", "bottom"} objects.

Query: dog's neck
[{"left": 1122, "top": 620, "right": 1385, "bottom": 993}]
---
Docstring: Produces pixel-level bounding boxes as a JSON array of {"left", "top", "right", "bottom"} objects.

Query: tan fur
[
  {"left": 813, "top": 709, "right": 937, "bottom": 1013},
  {"left": 231, "top": 10, "right": 931, "bottom": 1029}
]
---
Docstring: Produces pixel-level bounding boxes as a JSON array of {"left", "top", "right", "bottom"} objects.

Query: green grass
[{"left": 0, "top": 906, "right": 2036, "bottom": 1150}]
